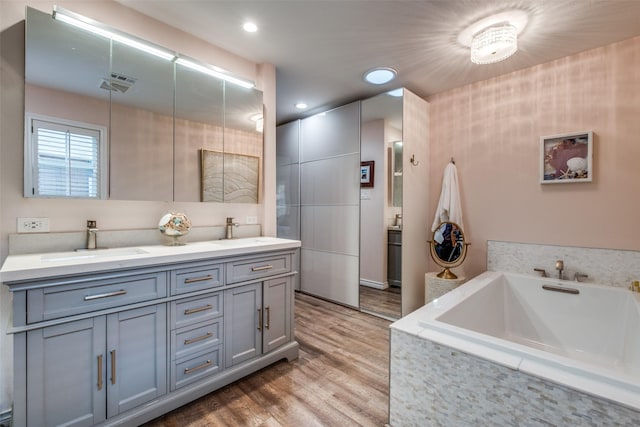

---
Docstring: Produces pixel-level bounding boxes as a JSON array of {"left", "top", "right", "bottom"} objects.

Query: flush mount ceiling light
[
  {"left": 364, "top": 67, "right": 397, "bottom": 85},
  {"left": 295, "top": 102, "right": 308, "bottom": 109},
  {"left": 243, "top": 22, "right": 258, "bottom": 33},
  {"left": 387, "top": 88, "right": 404, "bottom": 97},
  {"left": 458, "top": 10, "right": 528, "bottom": 65},
  {"left": 249, "top": 113, "right": 263, "bottom": 133}
]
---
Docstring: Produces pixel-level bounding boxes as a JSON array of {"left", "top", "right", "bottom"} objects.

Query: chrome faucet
[
  {"left": 225, "top": 217, "right": 239, "bottom": 239},
  {"left": 86, "top": 220, "right": 99, "bottom": 250},
  {"left": 555, "top": 260, "right": 564, "bottom": 280}
]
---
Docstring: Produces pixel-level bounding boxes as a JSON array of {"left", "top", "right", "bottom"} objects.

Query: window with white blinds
[{"left": 29, "top": 118, "right": 104, "bottom": 198}]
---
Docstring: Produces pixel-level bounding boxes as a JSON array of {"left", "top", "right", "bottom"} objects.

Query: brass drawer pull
[
  {"left": 84, "top": 289, "right": 127, "bottom": 301},
  {"left": 97, "top": 354, "right": 103, "bottom": 391},
  {"left": 257, "top": 308, "right": 262, "bottom": 331},
  {"left": 184, "top": 275, "right": 213, "bottom": 284},
  {"left": 184, "top": 360, "right": 212, "bottom": 375},
  {"left": 184, "top": 332, "right": 213, "bottom": 345},
  {"left": 251, "top": 264, "right": 273, "bottom": 272},
  {"left": 265, "top": 306, "right": 270, "bottom": 330},
  {"left": 184, "top": 304, "right": 213, "bottom": 315}
]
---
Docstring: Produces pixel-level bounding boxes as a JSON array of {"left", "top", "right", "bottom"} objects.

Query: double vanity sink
[
  {"left": 1, "top": 236, "right": 301, "bottom": 427},
  {"left": 1, "top": 236, "right": 293, "bottom": 282}
]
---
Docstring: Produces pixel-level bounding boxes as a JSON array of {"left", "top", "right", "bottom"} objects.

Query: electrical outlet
[
  {"left": 246, "top": 216, "right": 258, "bottom": 224},
  {"left": 17, "top": 217, "right": 50, "bottom": 233}
]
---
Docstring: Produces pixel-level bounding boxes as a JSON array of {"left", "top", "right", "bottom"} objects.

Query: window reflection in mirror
[{"left": 24, "top": 7, "right": 109, "bottom": 198}]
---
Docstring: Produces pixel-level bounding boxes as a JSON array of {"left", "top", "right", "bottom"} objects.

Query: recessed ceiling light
[
  {"left": 243, "top": 22, "right": 258, "bottom": 33},
  {"left": 295, "top": 102, "right": 308, "bottom": 109},
  {"left": 364, "top": 67, "right": 397, "bottom": 85}
]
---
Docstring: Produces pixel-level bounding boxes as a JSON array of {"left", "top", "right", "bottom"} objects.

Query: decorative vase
[{"left": 158, "top": 212, "right": 192, "bottom": 246}]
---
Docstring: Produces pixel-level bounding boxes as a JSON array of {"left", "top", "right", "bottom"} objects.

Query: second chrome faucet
[{"left": 225, "top": 217, "right": 239, "bottom": 239}]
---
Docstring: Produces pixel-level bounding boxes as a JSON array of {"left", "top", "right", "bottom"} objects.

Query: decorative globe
[{"left": 158, "top": 212, "right": 192, "bottom": 245}]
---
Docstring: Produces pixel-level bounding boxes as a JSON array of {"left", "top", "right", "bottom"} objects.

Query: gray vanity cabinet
[
  {"left": 6, "top": 244, "right": 299, "bottom": 427},
  {"left": 224, "top": 276, "right": 292, "bottom": 368},
  {"left": 25, "top": 304, "right": 167, "bottom": 426}
]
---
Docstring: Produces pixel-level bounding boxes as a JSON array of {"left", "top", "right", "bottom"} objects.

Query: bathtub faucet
[{"left": 555, "top": 260, "right": 564, "bottom": 280}]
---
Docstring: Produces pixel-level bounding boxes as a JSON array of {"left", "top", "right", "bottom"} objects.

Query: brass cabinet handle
[
  {"left": 257, "top": 308, "right": 262, "bottom": 331},
  {"left": 251, "top": 264, "right": 273, "bottom": 272},
  {"left": 184, "top": 275, "right": 213, "bottom": 284},
  {"left": 265, "top": 306, "right": 270, "bottom": 330},
  {"left": 184, "top": 360, "right": 212, "bottom": 375},
  {"left": 184, "top": 304, "right": 213, "bottom": 315},
  {"left": 84, "top": 289, "right": 127, "bottom": 301},
  {"left": 97, "top": 354, "right": 103, "bottom": 391},
  {"left": 184, "top": 332, "right": 213, "bottom": 345},
  {"left": 110, "top": 350, "right": 116, "bottom": 385}
]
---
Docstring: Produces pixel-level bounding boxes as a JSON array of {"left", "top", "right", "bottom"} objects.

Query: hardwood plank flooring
[
  {"left": 144, "top": 293, "right": 391, "bottom": 427},
  {"left": 358, "top": 286, "right": 401, "bottom": 319}
]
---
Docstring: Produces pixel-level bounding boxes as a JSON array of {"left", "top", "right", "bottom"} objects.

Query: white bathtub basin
[{"left": 416, "top": 271, "right": 640, "bottom": 410}]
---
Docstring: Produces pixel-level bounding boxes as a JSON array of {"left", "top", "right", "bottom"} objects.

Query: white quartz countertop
[{"left": 0, "top": 237, "right": 301, "bottom": 283}]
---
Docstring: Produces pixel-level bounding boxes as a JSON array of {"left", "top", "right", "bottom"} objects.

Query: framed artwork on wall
[
  {"left": 540, "top": 131, "right": 593, "bottom": 184},
  {"left": 361, "top": 161, "right": 375, "bottom": 188}
]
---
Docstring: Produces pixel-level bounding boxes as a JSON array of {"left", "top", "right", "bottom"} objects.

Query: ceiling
[{"left": 117, "top": 0, "right": 640, "bottom": 125}]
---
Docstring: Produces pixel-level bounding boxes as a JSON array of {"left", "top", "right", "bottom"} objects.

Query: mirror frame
[{"left": 428, "top": 221, "right": 469, "bottom": 279}]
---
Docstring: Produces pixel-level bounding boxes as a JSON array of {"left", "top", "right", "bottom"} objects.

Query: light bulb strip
[
  {"left": 53, "top": 6, "right": 256, "bottom": 88},
  {"left": 175, "top": 58, "right": 255, "bottom": 89},
  {"left": 53, "top": 7, "right": 175, "bottom": 61}
]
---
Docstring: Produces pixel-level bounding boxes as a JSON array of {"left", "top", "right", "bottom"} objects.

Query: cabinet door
[
  {"left": 106, "top": 305, "right": 167, "bottom": 417},
  {"left": 263, "top": 277, "right": 292, "bottom": 353},
  {"left": 224, "top": 283, "right": 262, "bottom": 367},
  {"left": 27, "top": 317, "right": 107, "bottom": 427}
]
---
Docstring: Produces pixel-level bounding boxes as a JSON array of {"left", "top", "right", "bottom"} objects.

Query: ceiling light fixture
[
  {"left": 364, "top": 67, "right": 397, "bottom": 85},
  {"left": 249, "top": 113, "right": 264, "bottom": 133},
  {"left": 387, "top": 88, "right": 404, "bottom": 97},
  {"left": 470, "top": 25, "right": 517, "bottom": 64},
  {"left": 243, "top": 22, "right": 258, "bottom": 33},
  {"left": 53, "top": 6, "right": 175, "bottom": 61},
  {"left": 458, "top": 10, "right": 528, "bottom": 65},
  {"left": 295, "top": 103, "right": 308, "bottom": 109}
]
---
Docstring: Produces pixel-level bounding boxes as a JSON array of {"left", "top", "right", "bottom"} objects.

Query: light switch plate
[
  {"left": 246, "top": 216, "right": 258, "bottom": 224},
  {"left": 17, "top": 217, "right": 50, "bottom": 233}
]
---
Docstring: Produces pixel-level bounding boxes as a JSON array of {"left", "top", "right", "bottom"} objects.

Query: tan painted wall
[{"left": 428, "top": 36, "right": 640, "bottom": 280}]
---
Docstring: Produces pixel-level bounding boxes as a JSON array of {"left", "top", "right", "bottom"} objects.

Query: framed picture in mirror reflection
[{"left": 361, "top": 161, "right": 375, "bottom": 188}]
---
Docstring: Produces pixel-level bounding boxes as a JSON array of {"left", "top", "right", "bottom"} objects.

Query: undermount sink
[
  {"left": 209, "top": 237, "right": 281, "bottom": 247},
  {"left": 41, "top": 247, "right": 148, "bottom": 263}
]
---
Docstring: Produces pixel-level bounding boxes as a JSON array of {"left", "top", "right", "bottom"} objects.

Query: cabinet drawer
[
  {"left": 172, "top": 319, "right": 223, "bottom": 361},
  {"left": 171, "top": 263, "right": 223, "bottom": 295},
  {"left": 172, "top": 347, "right": 222, "bottom": 390},
  {"left": 171, "top": 292, "right": 222, "bottom": 329},
  {"left": 27, "top": 272, "right": 167, "bottom": 323},
  {"left": 226, "top": 254, "right": 291, "bottom": 284}
]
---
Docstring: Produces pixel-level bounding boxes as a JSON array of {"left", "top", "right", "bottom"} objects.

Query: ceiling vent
[{"left": 99, "top": 72, "right": 137, "bottom": 93}]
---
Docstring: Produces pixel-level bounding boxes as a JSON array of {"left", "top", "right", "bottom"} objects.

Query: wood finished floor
[
  {"left": 359, "top": 286, "right": 401, "bottom": 319},
  {"left": 145, "top": 292, "right": 391, "bottom": 427}
]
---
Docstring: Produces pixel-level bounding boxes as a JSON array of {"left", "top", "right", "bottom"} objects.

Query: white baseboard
[{"left": 360, "top": 279, "right": 388, "bottom": 290}]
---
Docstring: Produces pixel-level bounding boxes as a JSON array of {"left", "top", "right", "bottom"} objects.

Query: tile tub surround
[
  {"left": 487, "top": 240, "right": 640, "bottom": 288},
  {"left": 389, "top": 328, "right": 640, "bottom": 427}
]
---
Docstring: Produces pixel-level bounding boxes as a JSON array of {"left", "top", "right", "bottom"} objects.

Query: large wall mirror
[
  {"left": 24, "top": 6, "right": 263, "bottom": 203},
  {"left": 360, "top": 89, "right": 403, "bottom": 320}
]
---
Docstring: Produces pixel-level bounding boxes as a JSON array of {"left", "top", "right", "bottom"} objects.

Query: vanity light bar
[
  {"left": 53, "top": 7, "right": 176, "bottom": 61},
  {"left": 175, "top": 58, "right": 255, "bottom": 89}
]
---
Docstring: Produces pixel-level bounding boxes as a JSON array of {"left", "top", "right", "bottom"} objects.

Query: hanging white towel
[{"left": 431, "top": 162, "right": 464, "bottom": 232}]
